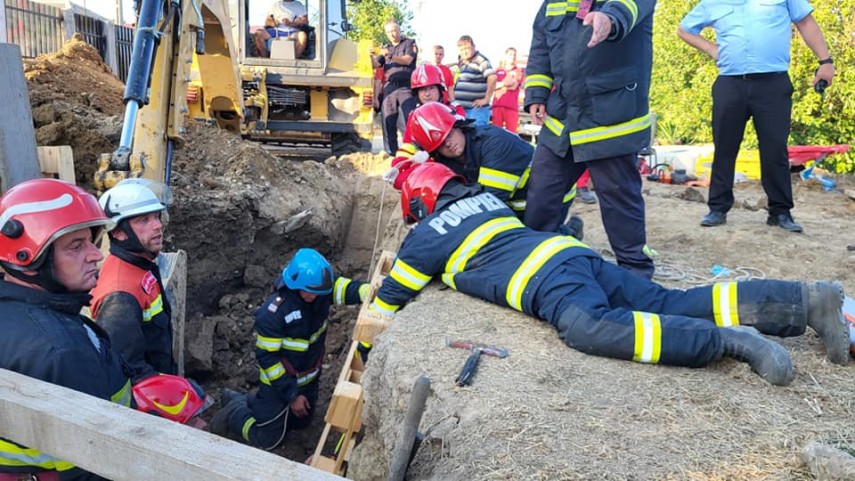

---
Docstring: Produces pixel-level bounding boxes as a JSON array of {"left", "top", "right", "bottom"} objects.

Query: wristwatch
[{"left": 818, "top": 57, "right": 833, "bottom": 65}]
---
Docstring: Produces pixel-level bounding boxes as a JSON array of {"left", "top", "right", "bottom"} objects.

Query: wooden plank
[
  {"left": 0, "top": 43, "right": 42, "bottom": 192},
  {"left": 0, "top": 368, "right": 342, "bottom": 481},
  {"left": 37, "top": 145, "right": 76, "bottom": 183},
  {"left": 353, "top": 308, "right": 393, "bottom": 344},
  {"left": 324, "top": 381, "right": 363, "bottom": 431},
  {"left": 159, "top": 250, "right": 187, "bottom": 376}
]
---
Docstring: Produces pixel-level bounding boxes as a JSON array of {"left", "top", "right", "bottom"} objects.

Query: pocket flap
[{"left": 584, "top": 69, "right": 638, "bottom": 95}]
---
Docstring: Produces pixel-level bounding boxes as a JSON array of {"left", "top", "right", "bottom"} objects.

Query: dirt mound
[
  {"left": 349, "top": 178, "right": 855, "bottom": 480},
  {"left": 25, "top": 34, "right": 125, "bottom": 188}
]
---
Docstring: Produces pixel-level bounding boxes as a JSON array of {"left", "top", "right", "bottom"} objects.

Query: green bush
[{"left": 652, "top": 0, "right": 855, "bottom": 172}]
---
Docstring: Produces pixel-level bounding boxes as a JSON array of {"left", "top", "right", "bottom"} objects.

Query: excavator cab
[{"left": 228, "top": 0, "right": 375, "bottom": 155}]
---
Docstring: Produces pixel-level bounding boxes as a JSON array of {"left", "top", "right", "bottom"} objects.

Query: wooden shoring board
[{"left": 37, "top": 146, "right": 76, "bottom": 183}]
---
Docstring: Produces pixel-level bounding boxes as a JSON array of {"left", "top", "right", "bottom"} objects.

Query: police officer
[
  {"left": 402, "top": 102, "right": 583, "bottom": 239},
  {"left": 371, "top": 18, "right": 418, "bottom": 155},
  {"left": 210, "top": 249, "right": 367, "bottom": 450},
  {"left": 0, "top": 179, "right": 133, "bottom": 481},
  {"left": 370, "top": 164, "right": 850, "bottom": 387},
  {"left": 91, "top": 179, "right": 175, "bottom": 382},
  {"left": 523, "top": 0, "right": 656, "bottom": 278}
]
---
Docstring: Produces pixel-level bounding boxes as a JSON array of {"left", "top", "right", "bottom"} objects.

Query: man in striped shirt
[{"left": 453, "top": 35, "right": 497, "bottom": 126}]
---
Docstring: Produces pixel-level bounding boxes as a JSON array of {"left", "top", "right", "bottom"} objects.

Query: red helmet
[
  {"left": 410, "top": 64, "right": 446, "bottom": 95},
  {"left": 401, "top": 163, "right": 465, "bottom": 223},
  {"left": 0, "top": 178, "right": 113, "bottom": 270},
  {"left": 408, "top": 102, "right": 459, "bottom": 153},
  {"left": 132, "top": 374, "right": 211, "bottom": 425}
]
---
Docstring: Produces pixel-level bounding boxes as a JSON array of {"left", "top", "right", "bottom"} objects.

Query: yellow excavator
[{"left": 95, "top": 0, "right": 375, "bottom": 191}]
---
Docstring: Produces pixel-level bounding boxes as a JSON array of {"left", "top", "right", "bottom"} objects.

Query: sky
[{"left": 410, "top": 0, "right": 542, "bottom": 66}]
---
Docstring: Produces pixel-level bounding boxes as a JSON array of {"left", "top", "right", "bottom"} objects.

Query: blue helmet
[{"left": 282, "top": 248, "right": 334, "bottom": 295}]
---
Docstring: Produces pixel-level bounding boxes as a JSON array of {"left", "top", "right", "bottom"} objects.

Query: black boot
[
  {"left": 208, "top": 394, "right": 248, "bottom": 436},
  {"left": 719, "top": 326, "right": 793, "bottom": 386},
  {"left": 558, "top": 215, "right": 584, "bottom": 241},
  {"left": 805, "top": 281, "right": 850, "bottom": 365}
]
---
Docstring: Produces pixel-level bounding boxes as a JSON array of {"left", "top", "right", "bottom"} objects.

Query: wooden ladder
[{"left": 310, "top": 250, "right": 396, "bottom": 475}]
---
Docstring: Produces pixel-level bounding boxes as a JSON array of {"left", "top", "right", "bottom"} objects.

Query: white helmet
[{"left": 99, "top": 179, "right": 170, "bottom": 228}]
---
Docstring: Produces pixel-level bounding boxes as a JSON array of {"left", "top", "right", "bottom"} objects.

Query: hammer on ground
[{"left": 447, "top": 339, "right": 509, "bottom": 386}]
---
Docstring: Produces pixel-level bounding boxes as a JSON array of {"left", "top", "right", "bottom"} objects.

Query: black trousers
[
  {"left": 524, "top": 145, "right": 654, "bottom": 279},
  {"left": 381, "top": 85, "right": 414, "bottom": 155},
  {"left": 709, "top": 72, "right": 794, "bottom": 216}
]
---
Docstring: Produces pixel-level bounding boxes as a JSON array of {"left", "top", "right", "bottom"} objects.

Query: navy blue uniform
[
  {"left": 523, "top": 0, "right": 657, "bottom": 278},
  {"left": 435, "top": 124, "right": 575, "bottom": 220},
  {"left": 371, "top": 190, "right": 809, "bottom": 368},
  {"left": 0, "top": 280, "right": 132, "bottom": 480},
  {"left": 227, "top": 276, "right": 367, "bottom": 450}
]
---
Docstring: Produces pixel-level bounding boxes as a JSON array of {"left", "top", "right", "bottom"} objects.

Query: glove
[
  {"left": 412, "top": 150, "right": 430, "bottom": 164},
  {"left": 383, "top": 166, "right": 400, "bottom": 184}
]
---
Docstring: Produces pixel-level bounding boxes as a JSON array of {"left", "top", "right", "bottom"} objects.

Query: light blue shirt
[{"left": 680, "top": 0, "right": 814, "bottom": 76}]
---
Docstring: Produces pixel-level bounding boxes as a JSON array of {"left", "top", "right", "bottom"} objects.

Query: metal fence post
[
  {"left": 0, "top": 0, "right": 8, "bottom": 44},
  {"left": 61, "top": 7, "right": 75, "bottom": 40},
  {"left": 103, "top": 20, "right": 118, "bottom": 74}
]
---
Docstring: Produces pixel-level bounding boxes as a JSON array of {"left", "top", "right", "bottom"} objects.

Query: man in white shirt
[{"left": 255, "top": 0, "right": 309, "bottom": 58}]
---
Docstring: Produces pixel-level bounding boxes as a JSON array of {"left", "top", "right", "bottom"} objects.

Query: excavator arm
[{"left": 95, "top": 0, "right": 243, "bottom": 191}]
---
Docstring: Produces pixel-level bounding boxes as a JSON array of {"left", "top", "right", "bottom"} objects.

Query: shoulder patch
[
  {"left": 141, "top": 271, "right": 158, "bottom": 295},
  {"left": 267, "top": 296, "right": 284, "bottom": 313}
]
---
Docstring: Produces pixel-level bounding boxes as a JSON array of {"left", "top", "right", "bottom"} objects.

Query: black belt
[{"left": 722, "top": 71, "right": 787, "bottom": 80}]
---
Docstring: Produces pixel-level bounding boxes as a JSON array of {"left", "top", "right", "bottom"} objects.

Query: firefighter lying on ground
[
  {"left": 370, "top": 163, "right": 850, "bottom": 386},
  {"left": 91, "top": 179, "right": 176, "bottom": 382},
  {"left": 389, "top": 102, "right": 584, "bottom": 240},
  {"left": 210, "top": 248, "right": 368, "bottom": 450}
]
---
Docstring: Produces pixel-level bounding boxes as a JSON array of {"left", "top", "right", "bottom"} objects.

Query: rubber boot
[
  {"left": 208, "top": 394, "right": 248, "bottom": 436},
  {"left": 805, "top": 281, "right": 850, "bottom": 365},
  {"left": 719, "top": 326, "right": 793, "bottom": 386},
  {"left": 558, "top": 215, "right": 585, "bottom": 241}
]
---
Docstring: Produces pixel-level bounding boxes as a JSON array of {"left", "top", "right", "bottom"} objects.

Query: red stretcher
[{"left": 788, "top": 144, "right": 850, "bottom": 169}]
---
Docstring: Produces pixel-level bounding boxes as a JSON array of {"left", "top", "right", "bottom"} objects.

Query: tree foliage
[
  {"left": 345, "top": 0, "right": 414, "bottom": 46},
  {"left": 652, "top": 0, "right": 855, "bottom": 172}
]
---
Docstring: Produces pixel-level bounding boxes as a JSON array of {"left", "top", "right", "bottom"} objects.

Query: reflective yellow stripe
[
  {"left": 609, "top": 0, "right": 638, "bottom": 27},
  {"left": 524, "top": 74, "right": 554, "bottom": 89},
  {"left": 506, "top": 237, "right": 585, "bottom": 310},
  {"left": 515, "top": 166, "right": 531, "bottom": 192},
  {"left": 111, "top": 379, "right": 132, "bottom": 407},
  {"left": 259, "top": 362, "right": 287, "bottom": 384},
  {"left": 712, "top": 282, "right": 740, "bottom": 327},
  {"left": 563, "top": 186, "right": 576, "bottom": 203},
  {"left": 281, "top": 321, "right": 327, "bottom": 352},
  {"left": 242, "top": 417, "right": 256, "bottom": 442},
  {"left": 441, "top": 272, "right": 457, "bottom": 290},
  {"left": 545, "top": 1, "right": 568, "bottom": 16},
  {"left": 389, "top": 259, "right": 432, "bottom": 291},
  {"left": 544, "top": 115, "right": 565, "bottom": 137},
  {"left": 508, "top": 199, "right": 527, "bottom": 211},
  {"left": 334, "top": 277, "right": 351, "bottom": 305},
  {"left": 0, "top": 439, "right": 73, "bottom": 470},
  {"left": 297, "top": 368, "right": 320, "bottom": 386},
  {"left": 479, "top": 167, "right": 519, "bottom": 192},
  {"left": 142, "top": 294, "right": 164, "bottom": 322},
  {"left": 632, "top": 312, "right": 662, "bottom": 363},
  {"left": 570, "top": 113, "right": 651, "bottom": 145},
  {"left": 397, "top": 143, "right": 417, "bottom": 156},
  {"left": 358, "top": 283, "right": 370, "bottom": 302},
  {"left": 256, "top": 334, "right": 282, "bottom": 352},
  {"left": 371, "top": 297, "right": 399, "bottom": 316},
  {"left": 446, "top": 217, "right": 525, "bottom": 274}
]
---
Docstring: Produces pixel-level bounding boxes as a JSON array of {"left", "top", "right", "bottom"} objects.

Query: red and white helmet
[
  {"left": 133, "top": 374, "right": 212, "bottom": 427},
  {"left": 410, "top": 64, "right": 446, "bottom": 95},
  {"left": 0, "top": 178, "right": 113, "bottom": 270},
  {"left": 407, "top": 102, "right": 460, "bottom": 153},
  {"left": 401, "top": 163, "right": 465, "bottom": 223}
]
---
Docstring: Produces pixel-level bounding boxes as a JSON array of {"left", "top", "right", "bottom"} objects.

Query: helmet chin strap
[
  {"left": 2, "top": 247, "right": 72, "bottom": 294},
  {"left": 112, "top": 220, "right": 157, "bottom": 259}
]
